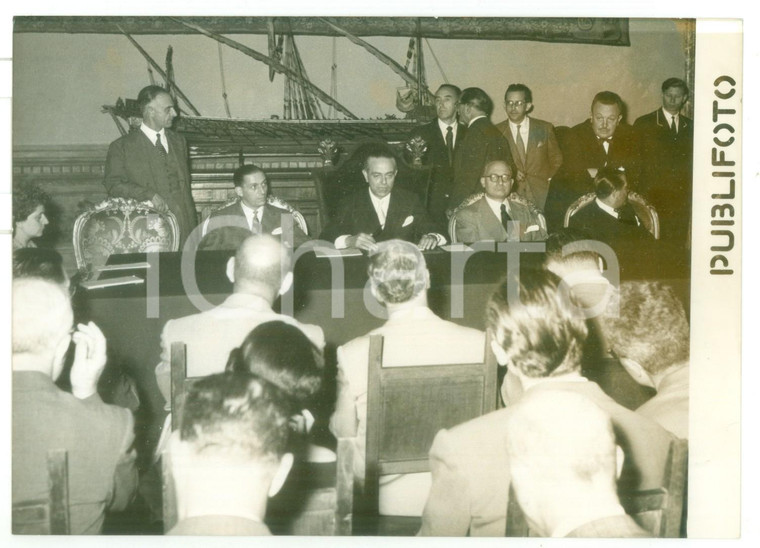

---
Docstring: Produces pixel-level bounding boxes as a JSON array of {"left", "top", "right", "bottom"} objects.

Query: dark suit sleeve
[
  {"left": 410, "top": 193, "right": 448, "bottom": 243},
  {"left": 454, "top": 207, "right": 479, "bottom": 243},
  {"left": 319, "top": 194, "right": 355, "bottom": 243},
  {"left": 103, "top": 139, "right": 154, "bottom": 202}
]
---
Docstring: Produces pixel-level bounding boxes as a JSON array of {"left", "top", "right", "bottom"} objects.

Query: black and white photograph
[{"left": 2, "top": 2, "right": 748, "bottom": 544}]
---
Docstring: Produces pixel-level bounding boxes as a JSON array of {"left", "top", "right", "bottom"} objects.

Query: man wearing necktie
[
  {"left": 453, "top": 160, "right": 547, "bottom": 243},
  {"left": 407, "top": 84, "right": 466, "bottom": 229},
  {"left": 202, "top": 164, "right": 309, "bottom": 250},
  {"left": 545, "top": 91, "right": 639, "bottom": 232},
  {"left": 634, "top": 78, "right": 693, "bottom": 247},
  {"left": 320, "top": 144, "right": 445, "bottom": 252},
  {"left": 495, "top": 83, "right": 563, "bottom": 212},
  {"left": 103, "top": 85, "right": 198, "bottom": 245}
]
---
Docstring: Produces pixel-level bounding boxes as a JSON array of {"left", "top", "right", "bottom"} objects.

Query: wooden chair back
[
  {"left": 563, "top": 191, "right": 660, "bottom": 240},
  {"left": 506, "top": 437, "right": 688, "bottom": 538},
  {"left": 364, "top": 334, "right": 498, "bottom": 514},
  {"left": 12, "top": 449, "right": 70, "bottom": 535}
]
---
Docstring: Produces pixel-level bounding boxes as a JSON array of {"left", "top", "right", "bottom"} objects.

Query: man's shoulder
[
  {"left": 209, "top": 200, "right": 244, "bottom": 218},
  {"left": 634, "top": 109, "right": 659, "bottom": 126},
  {"left": 458, "top": 196, "right": 487, "bottom": 215},
  {"left": 528, "top": 117, "right": 554, "bottom": 131}
]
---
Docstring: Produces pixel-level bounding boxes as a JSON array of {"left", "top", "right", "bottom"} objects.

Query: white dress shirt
[
  {"left": 484, "top": 194, "right": 513, "bottom": 220},
  {"left": 507, "top": 117, "right": 530, "bottom": 145},
  {"left": 140, "top": 123, "right": 168, "bottom": 152},
  {"left": 662, "top": 107, "right": 680, "bottom": 132},
  {"left": 468, "top": 114, "right": 486, "bottom": 128},
  {"left": 239, "top": 201, "right": 263, "bottom": 232},
  {"left": 595, "top": 198, "right": 640, "bottom": 226},
  {"left": 437, "top": 118, "right": 459, "bottom": 146}
]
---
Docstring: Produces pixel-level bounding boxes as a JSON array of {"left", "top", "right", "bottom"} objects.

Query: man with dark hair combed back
[
  {"left": 419, "top": 270, "right": 674, "bottom": 537},
  {"left": 450, "top": 87, "right": 514, "bottom": 209},
  {"left": 103, "top": 84, "right": 197, "bottom": 244},
  {"left": 330, "top": 239, "right": 485, "bottom": 517},
  {"left": 167, "top": 372, "right": 294, "bottom": 535}
]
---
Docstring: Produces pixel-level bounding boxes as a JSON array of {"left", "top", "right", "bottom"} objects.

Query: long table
[{"left": 78, "top": 241, "right": 690, "bottom": 463}]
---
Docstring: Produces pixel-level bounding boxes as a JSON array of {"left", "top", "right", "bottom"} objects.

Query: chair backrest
[
  {"left": 162, "top": 341, "right": 189, "bottom": 533},
  {"left": 506, "top": 437, "right": 688, "bottom": 538},
  {"left": 364, "top": 334, "right": 498, "bottom": 511},
  {"left": 563, "top": 191, "right": 660, "bottom": 240},
  {"left": 72, "top": 197, "right": 179, "bottom": 269},
  {"left": 12, "top": 449, "right": 70, "bottom": 535}
]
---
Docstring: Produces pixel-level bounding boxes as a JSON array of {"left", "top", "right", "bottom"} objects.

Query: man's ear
[
  {"left": 268, "top": 452, "right": 294, "bottom": 498},
  {"left": 234, "top": 186, "right": 244, "bottom": 199},
  {"left": 615, "top": 445, "right": 625, "bottom": 480},
  {"left": 362, "top": 168, "right": 369, "bottom": 184},
  {"left": 226, "top": 256, "right": 236, "bottom": 284},
  {"left": 278, "top": 271, "right": 294, "bottom": 296},
  {"left": 480, "top": 178, "right": 487, "bottom": 190},
  {"left": 424, "top": 268, "right": 431, "bottom": 290},
  {"left": 51, "top": 332, "right": 73, "bottom": 382}
]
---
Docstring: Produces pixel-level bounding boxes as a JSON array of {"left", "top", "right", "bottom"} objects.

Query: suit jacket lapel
[
  {"left": 479, "top": 197, "right": 507, "bottom": 239},
  {"left": 359, "top": 189, "right": 382, "bottom": 234},
  {"left": 382, "top": 191, "right": 404, "bottom": 237}
]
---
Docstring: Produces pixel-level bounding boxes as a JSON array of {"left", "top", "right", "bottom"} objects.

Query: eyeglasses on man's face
[
  {"left": 506, "top": 101, "right": 526, "bottom": 108},
  {"left": 486, "top": 174, "right": 513, "bottom": 183}
]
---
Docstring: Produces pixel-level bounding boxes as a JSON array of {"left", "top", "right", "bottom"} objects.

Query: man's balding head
[
  {"left": 12, "top": 278, "right": 73, "bottom": 379},
  {"left": 227, "top": 235, "right": 292, "bottom": 302}
]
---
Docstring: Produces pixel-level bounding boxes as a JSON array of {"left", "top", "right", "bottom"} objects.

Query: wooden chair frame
[{"left": 563, "top": 191, "right": 660, "bottom": 240}]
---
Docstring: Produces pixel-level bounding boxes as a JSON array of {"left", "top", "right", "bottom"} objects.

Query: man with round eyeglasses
[
  {"left": 495, "top": 83, "right": 563, "bottom": 212},
  {"left": 453, "top": 160, "right": 547, "bottom": 243}
]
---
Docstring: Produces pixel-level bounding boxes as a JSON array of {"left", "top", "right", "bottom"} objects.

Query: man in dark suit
[
  {"left": 449, "top": 87, "right": 513, "bottom": 210},
  {"left": 103, "top": 85, "right": 197, "bottom": 244},
  {"left": 408, "top": 84, "right": 466, "bottom": 228},
  {"left": 201, "top": 164, "right": 309, "bottom": 250},
  {"left": 634, "top": 78, "right": 693, "bottom": 247},
  {"left": 568, "top": 167, "right": 653, "bottom": 251},
  {"left": 545, "top": 91, "right": 639, "bottom": 231},
  {"left": 418, "top": 271, "right": 674, "bottom": 536},
  {"left": 12, "top": 278, "right": 137, "bottom": 534},
  {"left": 320, "top": 144, "right": 445, "bottom": 251},
  {"left": 495, "top": 83, "right": 563, "bottom": 211}
]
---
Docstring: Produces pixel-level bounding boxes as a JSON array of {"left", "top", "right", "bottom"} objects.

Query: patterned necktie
[
  {"left": 155, "top": 133, "right": 167, "bottom": 156},
  {"left": 446, "top": 125, "right": 454, "bottom": 166},
  {"left": 250, "top": 208, "right": 261, "bottom": 233},
  {"left": 670, "top": 116, "right": 678, "bottom": 137},
  {"left": 500, "top": 203, "right": 512, "bottom": 232},
  {"left": 515, "top": 124, "right": 527, "bottom": 166}
]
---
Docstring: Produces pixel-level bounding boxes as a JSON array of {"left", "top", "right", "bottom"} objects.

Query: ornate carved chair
[
  {"left": 563, "top": 191, "right": 660, "bottom": 239},
  {"left": 448, "top": 192, "right": 547, "bottom": 244},
  {"left": 72, "top": 197, "right": 179, "bottom": 269}
]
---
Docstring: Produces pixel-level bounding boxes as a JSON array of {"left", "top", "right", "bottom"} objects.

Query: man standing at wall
[{"left": 103, "top": 85, "right": 197, "bottom": 245}]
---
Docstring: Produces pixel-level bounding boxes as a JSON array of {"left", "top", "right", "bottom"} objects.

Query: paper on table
[
  {"left": 440, "top": 243, "right": 474, "bottom": 252},
  {"left": 79, "top": 275, "right": 145, "bottom": 290},
  {"left": 96, "top": 261, "right": 151, "bottom": 272},
  {"left": 314, "top": 247, "right": 363, "bottom": 258}
]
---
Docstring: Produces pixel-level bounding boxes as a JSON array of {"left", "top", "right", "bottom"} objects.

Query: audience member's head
[
  {"left": 12, "top": 278, "right": 73, "bottom": 381},
  {"left": 459, "top": 87, "right": 494, "bottom": 123},
  {"left": 13, "top": 247, "right": 69, "bottom": 288},
  {"left": 226, "top": 320, "right": 323, "bottom": 414},
  {"left": 362, "top": 144, "right": 398, "bottom": 200},
  {"left": 590, "top": 91, "right": 623, "bottom": 140},
  {"left": 594, "top": 166, "right": 629, "bottom": 209},
  {"left": 505, "top": 390, "right": 626, "bottom": 537},
  {"left": 13, "top": 182, "right": 50, "bottom": 248},
  {"left": 486, "top": 270, "right": 587, "bottom": 379},
  {"left": 544, "top": 228, "right": 602, "bottom": 278},
  {"left": 170, "top": 372, "right": 293, "bottom": 530},
  {"left": 661, "top": 77, "right": 689, "bottom": 115},
  {"left": 504, "top": 83, "right": 533, "bottom": 124},
  {"left": 137, "top": 85, "right": 177, "bottom": 131},
  {"left": 601, "top": 281, "right": 690, "bottom": 387},
  {"left": 367, "top": 239, "right": 429, "bottom": 307},
  {"left": 225, "top": 235, "right": 293, "bottom": 302},
  {"left": 480, "top": 160, "right": 514, "bottom": 201},
  {"left": 434, "top": 84, "right": 462, "bottom": 124},
  {"left": 232, "top": 164, "right": 269, "bottom": 210}
]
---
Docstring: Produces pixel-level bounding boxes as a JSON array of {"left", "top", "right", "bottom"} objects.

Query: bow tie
[{"left": 597, "top": 136, "right": 613, "bottom": 142}]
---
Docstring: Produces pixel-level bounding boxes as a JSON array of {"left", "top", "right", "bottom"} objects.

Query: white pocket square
[
  {"left": 536, "top": 141, "right": 544, "bottom": 148},
  {"left": 271, "top": 227, "right": 283, "bottom": 235},
  {"left": 402, "top": 215, "right": 414, "bottom": 227},
  {"left": 525, "top": 225, "right": 539, "bottom": 233}
]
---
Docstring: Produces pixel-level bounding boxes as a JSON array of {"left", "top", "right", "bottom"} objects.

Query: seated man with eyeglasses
[
  {"left": 454, "top": 160, "right": 547, "bottom": 243},
  {"left": 202, "top": 164, "right": 310, "bottom": 250}
]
